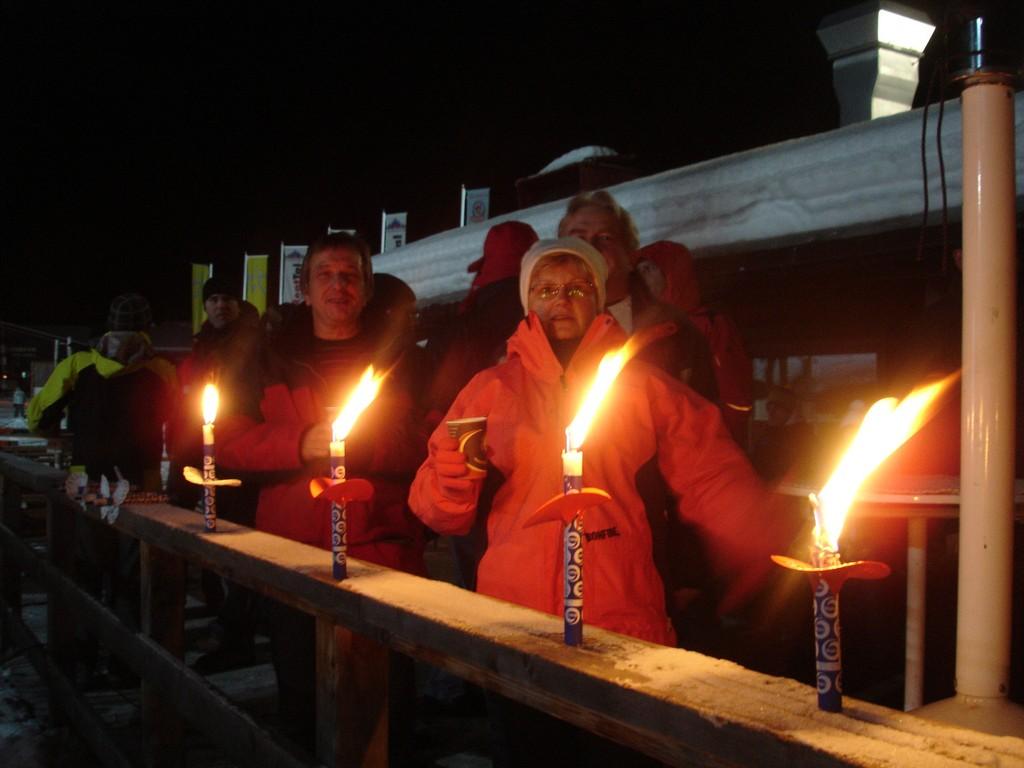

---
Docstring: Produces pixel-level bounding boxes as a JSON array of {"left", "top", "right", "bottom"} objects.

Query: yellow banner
[
  {"left": 191, "top": 263, "right": 213, "bottom": 334},
  {"left": 244, "top": 254, "right": 269, "bottom": 315}
]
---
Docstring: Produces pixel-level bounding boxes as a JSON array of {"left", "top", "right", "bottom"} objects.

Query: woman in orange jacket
[{"left": 409, "top": 237, "right": 777, "bottom": 647}]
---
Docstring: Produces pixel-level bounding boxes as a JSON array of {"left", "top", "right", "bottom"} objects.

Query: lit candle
[
  {"left": 559, "top": 349, "right": 629, "bottom": 646},
  {"left": 561, "top": 430, "right": 583, "bottom": 495},
  {"left": 773, "top": 373, "right": 956, "bottom": 712},
  {"left": 329, "top": 366, "right": 384, "bottom": 581},
  {"left": 562, "top": 428, "right": 584, "bottom": 645},
  {"left": 201, "top": 383, "right": 219, "bottom": 532},
  {"left": 329, "top": 428, "right": 348, "bottom": 580}
]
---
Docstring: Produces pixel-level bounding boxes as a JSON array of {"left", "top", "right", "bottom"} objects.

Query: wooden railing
[{"left": 1, "top": 451, "right": 1022, "bottom": 768}]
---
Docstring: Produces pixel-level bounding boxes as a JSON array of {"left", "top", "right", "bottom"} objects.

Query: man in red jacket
[{"left": 219, "top": 231, "right": 426, "bottom": 751}]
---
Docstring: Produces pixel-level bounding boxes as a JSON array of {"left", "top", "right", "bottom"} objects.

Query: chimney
[{"left": 817, "top": 1, "right": 936, "bottom": 125}]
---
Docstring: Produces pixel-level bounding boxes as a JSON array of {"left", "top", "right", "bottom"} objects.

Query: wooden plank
[
  {"left": 0, "top": 520, "right": 322, "bottom": 768},
  {"left": 0, "top": 599, "right": 134, "bottom": 768},
  {"left": 141, "top": 542, "right": 185, "bottom": 768},
  {"left": 3, "top": 458, "right": 1021, "bottom": 767},
  {"left": 95, "top": 501, "right": 1024, "bottom": 768},
  {"left": 0, "top": 472, "right": 23, "bottom": 651},
  {"left": 46, "top": 494, "right": 77, "bottom": 726},
  {"left": 0, "top": 451, "right": 67, "bottom": 491},
  {"left": 315, "top": 618, "right": 388, "bottom": 768}
]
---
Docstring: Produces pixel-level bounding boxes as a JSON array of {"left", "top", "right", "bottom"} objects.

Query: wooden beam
[
  {"left": 315, "top": 618, "right": 389, "bottom": 768},
  {"left": 0, "top": 599, "right": 134, "bottom": 768},
  {"left": 0, "top": 452, "right": 66, "bottom": 491},
  {"left": 46, "top": 494, "right": 76, "bottom": 726},
  {"left": 0, "top": 519, "right": 322, "bottom": 768},
  {"left": 0, "top": 472, "right": 23, "bottom": 652},
  {"left": 140, "top": 541, "right": 186, "bottom": 768},
  {"left": 92, "top": 501, "right": 1024, "bottom": 768},
  {"left": 2, "top": 458, "right": 1021, "bottom": 767}
]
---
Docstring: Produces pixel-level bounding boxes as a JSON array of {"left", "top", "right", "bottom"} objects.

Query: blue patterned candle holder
[{"left": 771, "top": 554, "right": 890, "bottom": 712}]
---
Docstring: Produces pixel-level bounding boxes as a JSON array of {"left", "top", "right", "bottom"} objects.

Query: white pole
[
  {"left": 956, "top": 79, "right": 1016, "bottom": 702},
  {"left": 919, "top": 70, "right": 1024, "bottom": 735}
]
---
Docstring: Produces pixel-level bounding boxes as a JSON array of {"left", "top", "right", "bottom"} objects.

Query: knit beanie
[
  {"left": 519, "top": 237, "right": 608, "bottom": 314},
  {"left": 107, "top": 293, "right": 153, "bottom": 332},
  {"left": 202, "top": 276, "right": 241, "bottom": 302}
]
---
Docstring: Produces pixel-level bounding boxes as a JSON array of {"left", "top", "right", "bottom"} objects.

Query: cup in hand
[{"left": 446, "top": 417, "right": 488, "bottom": 477}]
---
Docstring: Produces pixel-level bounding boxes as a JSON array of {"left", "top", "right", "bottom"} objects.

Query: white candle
[
  {"left": 561, "top": 449, "right": 582, "bottom": 478},
  {"left": 330, "top": 438, "right": 347, "bottom": 579},
  {"left": 201, "top": 385, "right": 219, "bottom": 532}
]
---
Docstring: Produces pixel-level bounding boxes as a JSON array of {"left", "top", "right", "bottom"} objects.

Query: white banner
[
  {"left": 327, "top": 226, "right": 356, "bottom": 234},
  {"left": 380, "top": 212, "right": 407, "bottom": 253},
  {"left": 279, "top": 244, "right": 308, "bottom": 305},
  {"left": 460, "top": 186, "right": 490, "bottom": 227}
]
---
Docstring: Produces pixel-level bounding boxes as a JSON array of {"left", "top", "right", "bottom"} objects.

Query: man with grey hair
[
  {"left": 557, "top": 189, "right": 639, "bottom": 331},
  {"left": 558, "top": 189, "right": 717, "bottom": 400}
]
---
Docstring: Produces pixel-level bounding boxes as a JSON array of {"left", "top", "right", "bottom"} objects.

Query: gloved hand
[{"left": 434, "top": 435, "right": 477, "bottom": 497}]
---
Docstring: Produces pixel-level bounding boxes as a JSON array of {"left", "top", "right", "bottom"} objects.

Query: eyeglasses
[{"left": 529, "top": 281, "right": 595, "bottom": 301}]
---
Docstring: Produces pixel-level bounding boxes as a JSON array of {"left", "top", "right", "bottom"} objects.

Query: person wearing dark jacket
[
  {"left": 28, "top": 292, "right": 176, "bottom": 687},
  {"left": 167, "top": 276, "right": 263, "bottom": 671},
  {"left": 167, "top": 277, "right": 262, "bottom": 514},
  {"left": 29, "top": 293, "right": 176, "bottom": 487},
  {"left": 218, "top": 232, "right": 426, "bottom": 754}
]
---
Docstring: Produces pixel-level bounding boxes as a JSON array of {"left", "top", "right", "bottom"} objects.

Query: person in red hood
[
  {"left": 635, "top": 240, "right": 754, "bottom": 447},
  {"left": 462, "top": 220, "right": 539, "bottom": 312},
  {"left": 409, "top": 237, "right": 776, "bottom": 647},
  {"left": 427, "top": 221, "right": 539, "bottom": 416}
]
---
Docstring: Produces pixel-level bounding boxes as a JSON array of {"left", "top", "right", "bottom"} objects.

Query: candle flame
[
  {"left": 332, "top": 366, "right": 384, "bottom": 442},
  {"left": 814, "top": 371, "right": 959, "bottom": 552},
  {"left": 202, "top": 383, "right": 219, "bottom": 425},
  {"left": 565, "top": 349, "right": 629, "bottom": 451},
  {"left": 563, "top": 325, "right": 678, "bottom": 451}
]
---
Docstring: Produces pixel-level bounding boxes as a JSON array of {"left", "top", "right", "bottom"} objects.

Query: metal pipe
[
  {"left": 957, "top": 77, "right": 1016, "bottom": 701},
  {"left": 904, "top": 517, "right": 926, "bottom": 710}
]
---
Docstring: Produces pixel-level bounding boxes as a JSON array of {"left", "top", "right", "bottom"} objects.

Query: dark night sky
[{"left": 6, "top": 2, "right": 965, "bottom": 330}]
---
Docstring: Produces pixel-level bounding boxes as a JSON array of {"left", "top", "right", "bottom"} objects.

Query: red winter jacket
[
  {"left": 218, "top": 336, "right": 428, "bottom": 575},
  {"left": 409, "top": 313, "right": 774, "bottom": 645}
]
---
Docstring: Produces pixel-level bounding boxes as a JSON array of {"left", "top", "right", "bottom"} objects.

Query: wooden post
[
  {"left": 315, "top": 617, "right": 389, "bottom": 768},
  {"left": 0, "top": 473, "right": 23, "bottom": 651},
  {"left": 46, "top": 497, "right": 78, "bottom": 725},
  {"left": 141, "top": 541, "right": 185, "bottom": 768}
]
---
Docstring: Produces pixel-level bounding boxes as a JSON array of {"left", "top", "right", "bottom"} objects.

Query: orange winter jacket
[{"left": 409, "top": 313, "right": 773, "bottom": 645}]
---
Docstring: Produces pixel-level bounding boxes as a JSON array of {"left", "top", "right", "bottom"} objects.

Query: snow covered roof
[
  {"left": 535, "top": 145, "right": 620, "bottom": 175},
  {"left": 375, "top": 93, "right": 1024, "bottom": 305}
]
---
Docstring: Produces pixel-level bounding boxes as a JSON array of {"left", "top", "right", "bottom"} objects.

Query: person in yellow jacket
[
  {"left": 29, "top": 292, "right": 177, "bottom": 687},
  {"left": 29, "top": 293, "right": 177, "bottom": 490}
]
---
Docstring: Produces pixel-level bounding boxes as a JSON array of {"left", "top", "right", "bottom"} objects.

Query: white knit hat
[{"left": 518, "top": 237, "right": 608, "bottom": 314}]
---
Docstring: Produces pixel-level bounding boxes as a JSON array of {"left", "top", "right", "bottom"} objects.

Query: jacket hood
[
  {"left": 506, "top": 312, "right": 627, "bottom": 384},
  {"left": 636, "top": 240, "right": 701, "bottom": 313}
]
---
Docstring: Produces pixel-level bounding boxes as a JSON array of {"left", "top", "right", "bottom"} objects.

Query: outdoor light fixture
[{"left": 817, "top": 1, "right": 936, "bottom": 125}]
